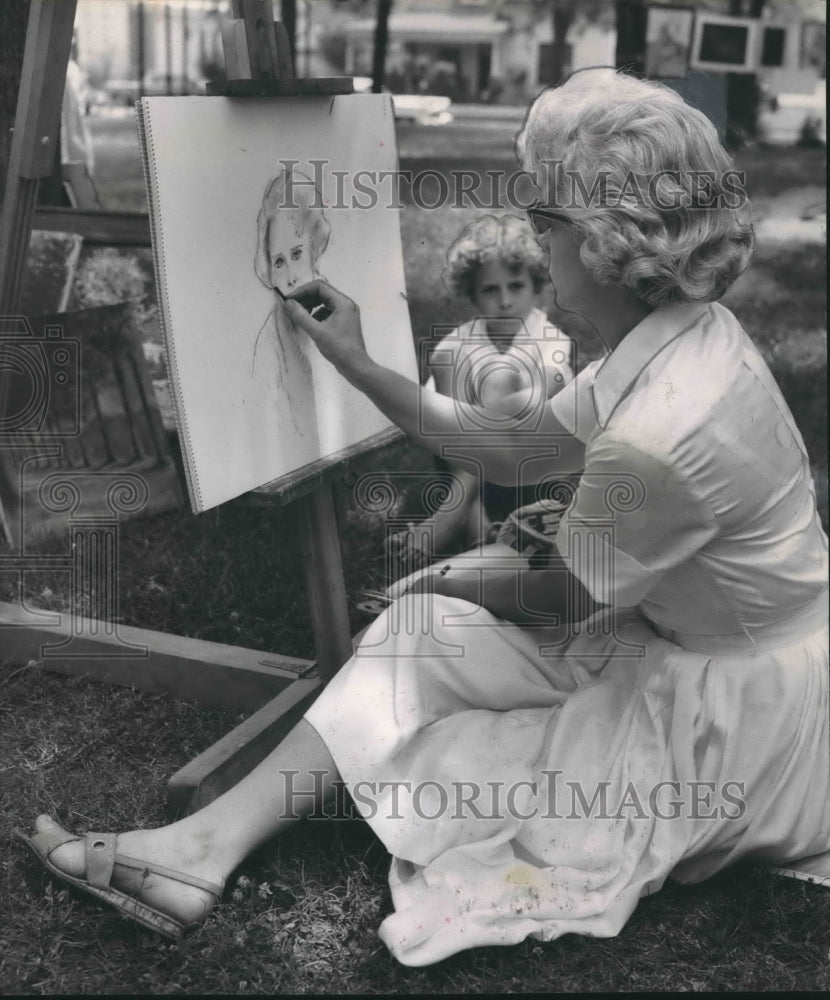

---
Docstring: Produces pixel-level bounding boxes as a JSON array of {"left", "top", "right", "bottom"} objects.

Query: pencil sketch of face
[
  {"left": 255, "top": 166, "right": 331, "bottom": 297},
  {"left": 252, "top": 165, "right": 331, "bottom": 437}
]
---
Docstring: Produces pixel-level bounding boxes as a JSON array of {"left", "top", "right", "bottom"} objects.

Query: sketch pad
[{"left": 137, "top": 94, "right": 417, "bottom": 512}]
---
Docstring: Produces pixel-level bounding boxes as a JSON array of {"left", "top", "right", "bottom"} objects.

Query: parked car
[
  {"left": 390, "top": 94, "right": 452, "bottom": 126},
  {"left": 758, "top": 79, "right": 826, "bottom": 146},
  {"left": 352, "top": 76, "right": 453, "bottom": 126}
]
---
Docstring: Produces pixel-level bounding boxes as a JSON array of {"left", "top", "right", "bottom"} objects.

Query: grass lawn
[
  {"left": 2, "top": 665, "right": 828, "bottom": 994},
  {"left": 1, "top": 128, "right": 826, "bottom": 992}
]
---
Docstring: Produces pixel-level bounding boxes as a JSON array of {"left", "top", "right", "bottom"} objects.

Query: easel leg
[
  {"left": 165, "top": 483, "right": 359, "bottom": 813},
  {"left": 299, "top": 484, "right": 354, "bottom": 683},
  {"left": 166, "top": 677, "right": 320, "bottom": 817}
]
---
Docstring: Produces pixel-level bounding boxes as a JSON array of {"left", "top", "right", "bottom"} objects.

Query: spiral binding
[{"left": 135, "top": 99, "right": 202, "bottom": 513}]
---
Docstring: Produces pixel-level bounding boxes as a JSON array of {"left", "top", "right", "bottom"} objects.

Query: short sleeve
[
  {"left": 555, "top": 435, "right": 718, "bottom": 607},
  {"left": 548, "top": 358, "right": 602, "bottom": 443}
]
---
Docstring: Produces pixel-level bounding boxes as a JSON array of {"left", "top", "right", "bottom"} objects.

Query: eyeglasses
[{"left": 527, "top": 203, "right": 570, "bottom": 235}]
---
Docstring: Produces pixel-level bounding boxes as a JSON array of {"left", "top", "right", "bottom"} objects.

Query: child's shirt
[{"left": 427, "top": 306, "right": 574, "bottom": 403}]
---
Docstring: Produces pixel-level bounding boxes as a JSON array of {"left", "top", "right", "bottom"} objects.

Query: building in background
[
  {"left": 74, "top": 0, "right": 228, "bottom": 98},
  {"left": 70, "top": 0, "right": 825, "bottom": 116},
  {"left": 71, "top": 0, "right": 615, "bottom": 105},
  {"left": 73, "top": 0, "right": 338, "bottom": 98},
  {"left": 340, "top": 0, "right": 615, "bottom": 103}
]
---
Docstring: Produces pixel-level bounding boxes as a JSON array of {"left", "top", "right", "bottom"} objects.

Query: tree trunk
[
  {"left": 281, "top": 0, "right": 297, "bottom": 69},
  {"left": 549, "top": 0, "right": 577, "bottom": 86},
  {"left": 726, "top": 0, "right": 766, "bottom": 150},
  {"left": 614, "top": 0, "right": 646, "bottom": 76},
  {"left": 726, "top": 72, "right": 761, "bottom": 149},
  {"left": 371, "top": 0, "right": 393, "bottom": 94}
]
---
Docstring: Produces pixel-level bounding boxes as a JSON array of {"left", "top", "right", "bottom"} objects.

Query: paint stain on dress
[{"left": 505, "top": 864, "right": 536, "bottom": 887}]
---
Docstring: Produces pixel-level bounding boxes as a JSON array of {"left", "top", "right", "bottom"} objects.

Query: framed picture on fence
[
  {"left": 645, "top": 4, "right": 695, "bottom": 79},
  {"left": 690, "top": 13, "right": 759, "bottom": 75}
]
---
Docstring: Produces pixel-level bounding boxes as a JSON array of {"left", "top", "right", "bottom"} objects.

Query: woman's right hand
[{"left": 284, "top": 280, "right": 368, "bottom": 376}]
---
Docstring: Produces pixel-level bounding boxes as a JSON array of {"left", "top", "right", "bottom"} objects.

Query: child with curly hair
[{"left": 390, "top": 215, "right": 573, "bottom": 568}]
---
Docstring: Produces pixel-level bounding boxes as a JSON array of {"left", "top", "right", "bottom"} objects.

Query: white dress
[{"left": 305, "top": 301, "right": 829, "bottom": 967}]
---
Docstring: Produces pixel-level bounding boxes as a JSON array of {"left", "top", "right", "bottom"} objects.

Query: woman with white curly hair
[{"left": 18, "top": 69, "right": 828, "bottom": 967}]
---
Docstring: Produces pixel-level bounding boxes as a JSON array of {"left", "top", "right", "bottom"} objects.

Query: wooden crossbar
[{"left": 0, "top": 599, "right": 315, "bottom": 712}]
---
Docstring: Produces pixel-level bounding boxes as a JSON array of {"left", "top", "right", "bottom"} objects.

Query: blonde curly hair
[
  {"left": 443, "top": 215, "right": 549, "bottom": 300},
  {"left": 254, "top": 165, "right": 331, "bottom": 289},
  {"left": 515, "top": 69, "right": 754, "bottom": 307}
]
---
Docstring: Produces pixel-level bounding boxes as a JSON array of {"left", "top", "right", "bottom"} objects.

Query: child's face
[
  {"left": 470, "top": 262, "right": 536, "bottom": 336},
  {"left": 267, "top": 216, "right": 315, "bottom": 295}
]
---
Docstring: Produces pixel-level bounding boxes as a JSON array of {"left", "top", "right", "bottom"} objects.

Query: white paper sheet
[{"left": 137, "top": 94, "right": 417, "bottom": 512}]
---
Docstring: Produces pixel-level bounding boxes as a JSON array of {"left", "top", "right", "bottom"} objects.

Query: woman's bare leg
[{"left": 36, "top": 719, "right": 337, "bottom": 925}]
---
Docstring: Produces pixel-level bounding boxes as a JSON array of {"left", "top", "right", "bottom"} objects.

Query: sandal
[{"left": 13, "top": 822, "right": 224, "bottom": 940}]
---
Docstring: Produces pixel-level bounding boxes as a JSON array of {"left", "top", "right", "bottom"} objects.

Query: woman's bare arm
[
  {"left": 285, "top": 282, "right": 585, "bottom": 485},
  {"left": 410, "top": 553, "right": 601, "bottom": 625}
]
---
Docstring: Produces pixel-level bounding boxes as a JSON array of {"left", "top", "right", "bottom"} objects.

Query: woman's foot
[{"left": 32, "top": 814, "right": 225, "bottom": 928}]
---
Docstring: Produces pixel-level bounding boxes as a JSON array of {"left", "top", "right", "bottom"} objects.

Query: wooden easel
[
  {"left": 0, "top": 0, "right": 75, "bottom": 540},
  {"left": 0, "top": 0, "right": 398, "bottom": 814}
]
